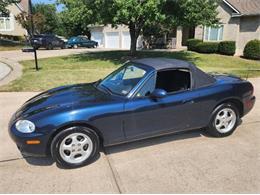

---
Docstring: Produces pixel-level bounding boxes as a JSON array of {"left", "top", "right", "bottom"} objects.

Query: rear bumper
[{"left": 243, "top": 95, "right": 255, "bottom": 116}]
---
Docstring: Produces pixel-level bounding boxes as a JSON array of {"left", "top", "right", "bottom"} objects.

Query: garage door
[
  {"left": 91, "top": 32, "right": 104, "bottom": 47},
  {"left": 122, "top": 31, "right": 131, "bottom": 49},
  {"left": 105, "top": 32, "right": 120, "bottom": 48}
]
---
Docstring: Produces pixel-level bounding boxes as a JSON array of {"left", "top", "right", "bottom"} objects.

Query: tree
[
  {"left": 163, "top": 0, "right": 219, "bottom": 27},
  {"left": 59, "top": 0, "right": 219, "bottom": 55},
  {"left": 0, "top": 0, "right": 20, "bottom": 14},
  {"left": 107, "top": 0, "right": 166, "bottom": 55},
  {"left": 15, "top": 11, "right": 46, "bottom": 36},
  {"left": 32, "top": 3, "right": 59, "bottom": 34},
  {"left": 57, "top": 0, "right": 97, "bottom": 38}
]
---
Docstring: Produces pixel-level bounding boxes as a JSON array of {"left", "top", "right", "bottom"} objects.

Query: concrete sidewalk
[
  {"left": 0, "top": 62, "right": 11, "bottom": 81},
  {"left": 0, "top": 78, "right": 259, "bottom": 193}
]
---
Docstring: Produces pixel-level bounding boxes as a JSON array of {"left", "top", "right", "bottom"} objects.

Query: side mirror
[{"left": 150, "top": 89, "right": 167, "bottom": 99}]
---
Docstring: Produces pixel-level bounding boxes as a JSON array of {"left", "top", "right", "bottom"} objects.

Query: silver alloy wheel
[
  {"left": 214, "top": 108, "right": 236, "bottom": 133},
  {"left": 59, "top": 133, "right": 93, "bottom": 164}
]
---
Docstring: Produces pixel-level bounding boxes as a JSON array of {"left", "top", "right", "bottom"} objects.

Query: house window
[
  {"left": 204, "top": 25, "right": 223, "bottom": 41},
  {"left": 0, "top": 13, "right": 13, "bottom": 31}
]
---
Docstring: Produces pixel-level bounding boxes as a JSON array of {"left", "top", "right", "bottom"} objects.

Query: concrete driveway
[{"left": 0, "top": 78, "right": 259, "bottom": 193}]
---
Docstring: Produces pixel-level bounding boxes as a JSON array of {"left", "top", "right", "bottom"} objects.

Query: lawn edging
[{"left": 0, "top": 58, "right": 22, "bottom": 86}]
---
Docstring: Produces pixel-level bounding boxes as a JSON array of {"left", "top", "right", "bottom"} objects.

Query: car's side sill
[{"left": 104, "top": 126, "right": 204, "bottom": 147}]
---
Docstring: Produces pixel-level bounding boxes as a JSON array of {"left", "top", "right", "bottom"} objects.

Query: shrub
[
  {"left": 196, "top": 42, "right": 219, "bottom": 53},
  {"left": 243, "top": 39, "right": 260, "bottom": 60},
  {"left": 218, "top": 41, "right": 236, "bottom": 56},
  {"left": 0, "top": 33, "right": 25, "bottom": 42},
  {"left": 186, "top": 39, "right": 202, "bottom": 51}
]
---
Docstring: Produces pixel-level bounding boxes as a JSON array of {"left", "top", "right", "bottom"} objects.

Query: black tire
[
  {"left": 207, "top": 103, "right": 239, "bottom": 137},
  {"left": 51, "top": 126, "right": 100, "bottom": 168},
  {"left": 46, "top": 43, "right": 53, "bottom": 50}
]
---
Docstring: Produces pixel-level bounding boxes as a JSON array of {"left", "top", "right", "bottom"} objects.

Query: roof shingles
[{"left": 226, "top": 0, "right": 260, "bottom": 16}]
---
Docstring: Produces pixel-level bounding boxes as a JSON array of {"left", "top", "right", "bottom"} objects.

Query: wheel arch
[
  {"left": 46, "top": 121, "right": 104, "bottom": 155},
  {"left": 215, "top": 98, "right": 244, "bottom": 117}
]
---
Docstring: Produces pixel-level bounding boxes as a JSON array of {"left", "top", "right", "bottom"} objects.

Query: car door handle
[{"left": 182, "top": 99, "right": 194, "bottom": 104}]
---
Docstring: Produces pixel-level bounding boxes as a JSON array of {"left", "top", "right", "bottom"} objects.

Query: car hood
[{"left": 15, "top": 83, "right": 113, "bottom": 119}]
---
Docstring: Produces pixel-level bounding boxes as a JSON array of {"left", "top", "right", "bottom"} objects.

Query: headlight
[{"left": 15, "top": 120, "right": 35, "bottom": 133}]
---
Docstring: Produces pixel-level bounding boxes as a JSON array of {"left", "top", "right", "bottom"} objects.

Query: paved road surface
[
  {"left": 0, "top": 62, "right": 11, "bottom": 81},
  {"left": 0, "top": 78, "right": 259, "bottom": 193},
  {"left": 0, "top": 48, "right": 118, "bottom": 61}
]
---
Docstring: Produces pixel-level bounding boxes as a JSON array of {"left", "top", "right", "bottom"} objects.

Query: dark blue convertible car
[{"left": 9, "top": 58, "right": 255, "bottom": 168}]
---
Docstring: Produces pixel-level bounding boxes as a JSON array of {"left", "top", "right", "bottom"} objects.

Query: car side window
[
  {"left": 134, "top": 73, "right": 156, "bottom": 98},
  {"left": 82, "top": 37, "right": 88, "bottom": 42},
  {"left": 156, "top": 69, "right": 191, "bottom": 93}
]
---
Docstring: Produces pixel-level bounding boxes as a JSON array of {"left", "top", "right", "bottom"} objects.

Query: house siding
[
  {"left": 237, "top": 16, "right": 260, "bottom": 55},
  {"left": 0, "top": 4, "right": 27, "bottom": 37},
  {"left": 195, "top": 1, "right": 260, "bottom": 56}
]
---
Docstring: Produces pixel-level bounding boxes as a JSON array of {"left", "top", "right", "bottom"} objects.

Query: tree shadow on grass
[{"left": 60, "top": 50, "right": 200, "bottom": 67}]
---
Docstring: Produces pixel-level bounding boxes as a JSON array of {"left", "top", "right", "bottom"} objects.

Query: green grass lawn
[
  {"left": 0, "top": 39, "right": 24, "bottom": 51},
  {"left": 0, "top": 50, "right": 259, "bottom": 92}
]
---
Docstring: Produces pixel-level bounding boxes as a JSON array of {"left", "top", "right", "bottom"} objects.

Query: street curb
[
  {"left": 0, "top": 61, "right": 12, "bottom": 81},
  {"left": 0, "top": 58, "right": 22, "bottom": 86}
]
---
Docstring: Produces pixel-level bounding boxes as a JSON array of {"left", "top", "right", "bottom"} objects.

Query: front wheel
[
  {"left": 51, "top": 126, "right": 100, "bottom": 168},
  {"left": 207, "top": 103, "right": 239, "bottom": 137},
  {"left": 46, "top": 43, "right": 53, "bottom": 50}
]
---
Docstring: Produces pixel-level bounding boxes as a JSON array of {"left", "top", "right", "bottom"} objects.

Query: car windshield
[
  {"left": 98, "top": 63, "right": 147, "bottom": 96},
  {"left": 69, "top": 37, "right": 77, "bottom": 42}
]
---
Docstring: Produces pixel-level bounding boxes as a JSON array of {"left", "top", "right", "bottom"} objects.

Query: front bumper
[{"left": 8, "top": 121, "right": 50, "bottom": 157}]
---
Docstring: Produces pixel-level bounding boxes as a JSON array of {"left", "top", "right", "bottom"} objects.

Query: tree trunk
[{"left": 129, "top": 22, "right": 140, "bottom": 56}]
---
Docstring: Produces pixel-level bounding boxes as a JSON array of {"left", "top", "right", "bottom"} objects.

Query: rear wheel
[
  {"left": 207, "top": 103, "right": 239, "bottom": 137},
  {"left": 51, "top": 126, "right": 100, "bottom": 168}
]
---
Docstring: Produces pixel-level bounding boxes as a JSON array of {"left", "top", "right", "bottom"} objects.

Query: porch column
[{"left": 176, "top": 26, "right": 183, "bottom": 49}]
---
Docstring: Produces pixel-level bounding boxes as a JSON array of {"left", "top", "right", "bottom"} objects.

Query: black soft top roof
[{"left": 131, "top": 58, "right": 216, "bottom": 89}]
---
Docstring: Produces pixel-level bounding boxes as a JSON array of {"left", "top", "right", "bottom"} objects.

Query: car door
[
  {"left": 123, "top": 70, "right": 206, "bottom": 140},
  {"left": 80, "top": 37, "right": 89, "bottom": 47},
  {"left": 50, "top": 36, "right": 59, "bottom": 47}
]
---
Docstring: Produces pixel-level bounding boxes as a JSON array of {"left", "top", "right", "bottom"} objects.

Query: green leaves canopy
[
  {"left": 59, "top": 0, "right": 219, "bottom": 54},
  {"left": 32, "top": 4, "right": 59, "bottom": 34}
]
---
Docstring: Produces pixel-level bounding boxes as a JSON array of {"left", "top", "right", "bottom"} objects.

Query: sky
[{"left": 32, "top": 0, "right": 64, "bottom": 12}]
